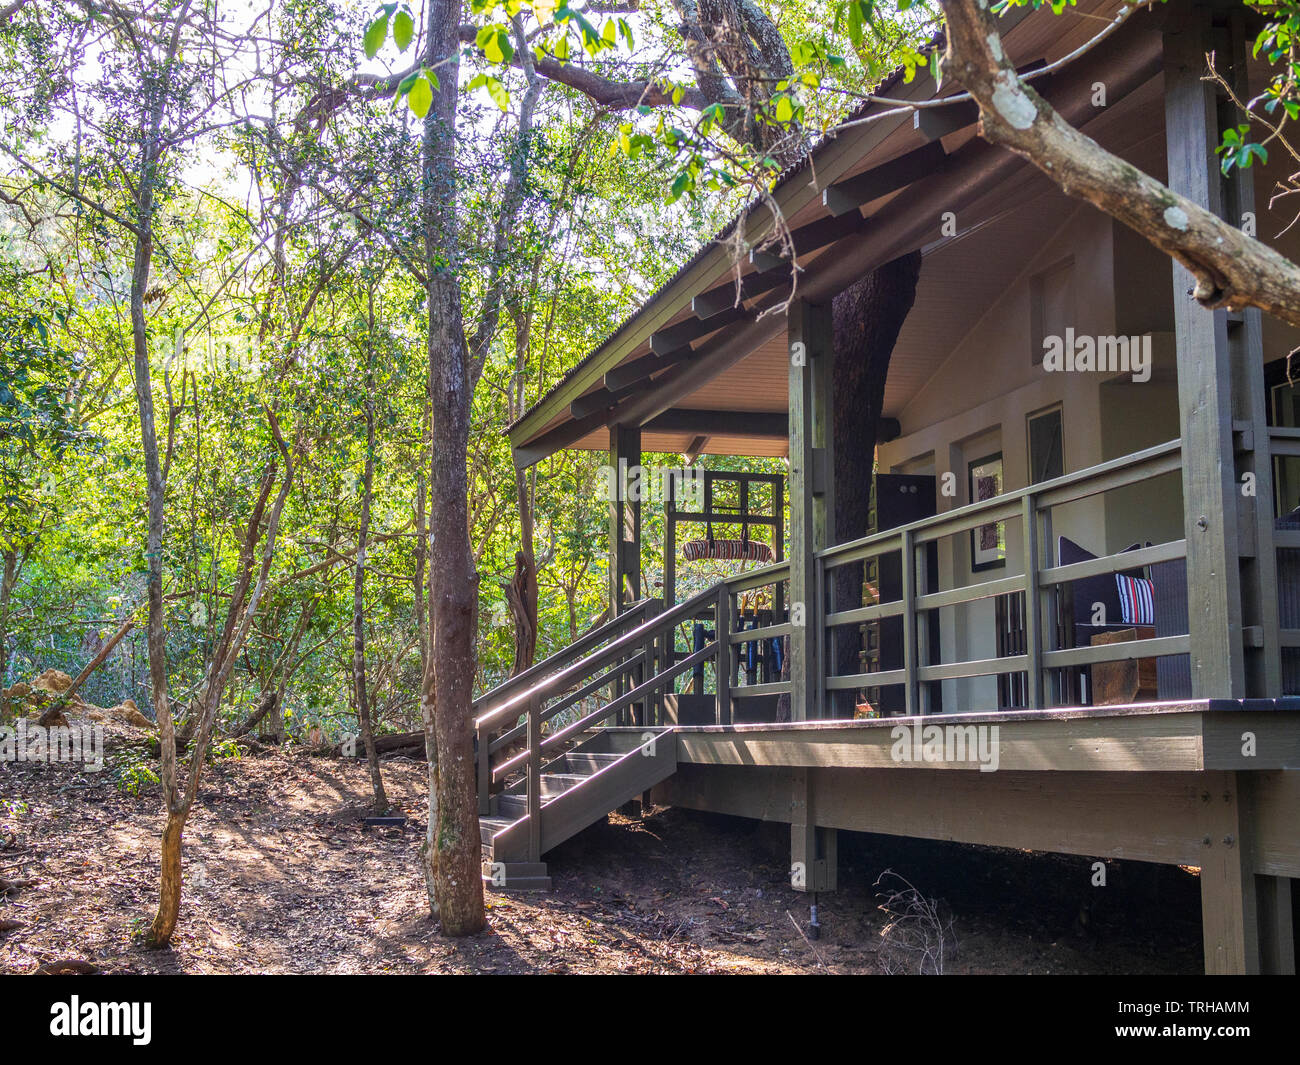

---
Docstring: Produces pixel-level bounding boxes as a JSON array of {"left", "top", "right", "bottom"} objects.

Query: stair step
[
  {"left": 496, "top": 795, "right": 528, "bottom": 818},
  {"left": 479, "top": 816, "right": 513, "bottom": 845},
  {"left": 502, "top": 772, "right": 589, "bottom": 800},
  {"left": 586, "top": 726, "right": 673, "bottom": 755},
  {"left": 476, "top": 724, "right": 676, "bottom": 867},
  {"left": 482, "top": 860, "right": 551, "bottom": 892},
  {"left": 497, "top": 771, "right": 593, "bottom": 818},
  {"left": 562, "top": 751, "right": 622, "bottom": 775},
  {"left": 539, "top": 772, "right": 588, "bottom": 795}
]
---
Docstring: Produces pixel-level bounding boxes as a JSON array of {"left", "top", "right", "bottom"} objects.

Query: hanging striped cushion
[
  {"left": 682, "top": 538, "right": 775, "bottom": 563},
  {"left": 1115, "top": 574, "right": 1155, "bottom": 626}
]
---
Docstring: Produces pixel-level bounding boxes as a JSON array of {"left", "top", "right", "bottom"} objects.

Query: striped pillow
[
  {"left": 1115, "top": 575, "right": 1154, "bottom": 626},
  {"left": 682, "top": 538, "right": 775, "bottom": 563}
]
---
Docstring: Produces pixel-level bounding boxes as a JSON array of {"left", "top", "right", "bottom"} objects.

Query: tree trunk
[
  {"left": 0, "top": 550, "right": 15, "bottom": 722},
  {"left": 829, "top": 252, "right": 923, "bottom": 713},
  {"left": 506, "top": 309, "right": 539, "bottom": 676},
  {"left": 145, "top": 807, "right": 186, "bottom": 948},
  {"left": 504, "top": 549, "right": 538, "bottom": 676},
  {"left": 415, "top": 465, "right": 440, "bottom": 915},
  {"left": 353, "top": 398, "right": 389, "bottom": 813},
  {"left": 422, "top": 0, "right": 485, "bottom": 937},
  {"left": 134, "top": 93, "right": 177, "bottom": 951},
  {"left": 234, "top": 687, "right": 278, "bottom": 738}
]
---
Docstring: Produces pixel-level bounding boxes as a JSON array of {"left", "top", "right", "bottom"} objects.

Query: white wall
[{"left": 875, "top": 210, "right": 1183, "bottom": 711}]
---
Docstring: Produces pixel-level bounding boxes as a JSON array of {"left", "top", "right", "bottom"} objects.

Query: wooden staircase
[
  {"left": 469, "top": 566, "right": 792, "bottom": 892},
  {"left": 480, "top": 726, "right": 676, "bottom": 891}
]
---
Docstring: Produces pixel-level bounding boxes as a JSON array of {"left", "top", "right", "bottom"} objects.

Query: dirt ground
[{"left": 0, "top": 748, "right": 1203, "bottom": 974}]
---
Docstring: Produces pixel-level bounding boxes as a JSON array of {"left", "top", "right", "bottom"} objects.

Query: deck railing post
[
  {"left": 643, "top": 597, "right": 663, "bottom": 726},
  {"left": 477, "top": 721, "right": 491, "bottom": 816},
  {"left": 526, "top": 692, "right": 542, "bottom": 863},
  {"left": 901, "top": 528, "right": 919, "bottom": 715},
  {"left": 787, "top": 299, "right": 835, "bottom": 721},
  {"left": 1164, "top": 8, "right": 1246, "bottom": 698},
  {"left": 814, "top": 557, "right": 828, "bottom": 716},
  {"left": 1022, "top": 494, "right": 1045, "bottom": 709},
  {"left": 715, "top": 585, "right": 731, "bottom": 725}
]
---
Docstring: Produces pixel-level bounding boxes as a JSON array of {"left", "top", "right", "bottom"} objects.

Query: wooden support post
[
  {"left": 1023, "top": 495, "right": 1045, "bottom": 710},
  {"left": 788, "top": 300, "right": 835, "bottom": 721},
  {"left": 814, "top": 557, "right": 829, "bottom": 715},
  {"left": 715, "top": 585, "right": 732, "bottom": 725},
  {"left": 1199, "top": 771, "right": 1259, "bottom": 974},
  {"left": 664, "top": 479, "right": 677, "bottom": 609},
  {"left": 643, "top": 597, "right": 663, "bottom": 726},
  {"left": 526, "top": 693, "right": 542, "bottom": 864},
  {"left": 791, "top": 768, "right": 837, "bottom": 894},
  {"left": 901, "top": 527, "right": 919, "bottom": 716},
  {"left": 774, "top": 480, "right": 786, "bottom": 620},
  {"left": 1257, "top": 875, "right": 1296, "bottom": 975},
  {"left": 1163, "top": 9, "right": 1246, "bottom": 698},
  {"left": 1218, "top": 12, "right": 1282, "bottom": 698},
  {"left": 608, "top": 425, "right": 642, "bottom": 617},
  {"left": 477, "top": 721, "right": 491, "bottom": 816}
]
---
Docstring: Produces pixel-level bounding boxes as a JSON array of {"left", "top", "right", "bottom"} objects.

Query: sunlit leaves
[
  {"left": 363, "top": 13, "right": 390, "bottom": 59},
  {"left": 407, "top": 75, "right": 434, "bottom": 118},
  {"left": 468, "top": 73, "right": 510, "bottom": 111},
  {"left": 476, "top": 24, "right": 514, "bottom": 64},
  {"left": 392, "top": 9, "right": 415, "bottom": 51},
  {"left": 364, "top": 3, "right": 417, "bottom": 58}
]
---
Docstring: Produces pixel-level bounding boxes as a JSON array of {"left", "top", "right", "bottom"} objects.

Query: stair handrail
[
  {"left": 480, "top": 561, "right": 796, "bottom": 818},
  {"left": 473, "top": 598, "right": 650, "bottom": 728},
  {"left": 479, "top": 583, "right": 725, "bottom": 813}
]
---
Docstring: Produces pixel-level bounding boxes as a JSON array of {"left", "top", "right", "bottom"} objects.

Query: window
[
  {"left": 1027, "top": 406, "right": 1064, "bottom": 485},
  {"left": 1267, "top": 357, "right": 1300, "bottom": 518}
]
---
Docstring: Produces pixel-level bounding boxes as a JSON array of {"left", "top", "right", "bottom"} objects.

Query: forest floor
[{"left": 0, "top": 747, "right": 1204, "bottom": 974}]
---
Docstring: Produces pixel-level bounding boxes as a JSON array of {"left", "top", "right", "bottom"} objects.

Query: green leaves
[
  {"left": 392, "top": 9, "right": 414, "bottom": 51},
  {"left": 845, "top": 0, "right": 873, "bottom": 47},
  {"left": 363, "top": 14, "right": 389, "bottom": 59},
  {"left": 476, "top": 24, "right": 514, "bottom": 65},
  {"left": 365, "top": 4, "right": 414, "bottom": 57},
  {"left": 615, "top": 122, "right": 654, "bottom": 159},
  {"left": 1217, "top": 124, "right": 1269, "bottom": 174},
  {"left": 468, "top": 73, "right": 510, "bottom": 111},
  {"left": 668, "top": 169, "right": 694, "bottom": 203},
  {"left": 407, "top": 75, "right": 434, "bottom": 118}
]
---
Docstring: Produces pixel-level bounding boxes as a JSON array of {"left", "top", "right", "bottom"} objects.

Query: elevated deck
[
  {"left": 668, "top": 699, "right": 1300, "bottom": 773},
  {"left": 639, "top": 702, "right": 1300, "bottom": 976},
  {"left": 470, "top": 557, "right": 1300, "bottom": 973}
]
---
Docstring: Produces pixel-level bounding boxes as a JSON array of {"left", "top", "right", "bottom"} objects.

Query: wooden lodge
[{"left": 474, "top": 0, "right": 1300, "bottom": 974}]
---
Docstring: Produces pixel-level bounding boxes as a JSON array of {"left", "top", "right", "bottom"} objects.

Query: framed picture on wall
[{"left": 968, "top": 452, "right": 1006, "bottom": 571}]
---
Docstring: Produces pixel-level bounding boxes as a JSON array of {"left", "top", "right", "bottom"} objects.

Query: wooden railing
[
  {"left": 817, "top": 440, "right": 1190, "bottom": 714},
  {"left": 1266, "top": 427, "right": 1300, "bottom": 657},
  {"left": 716, "top": 563, "right": 791, "bottom": 721},
  {"left": 473, "top": 562, "right": 793, "bottom": 817}
]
